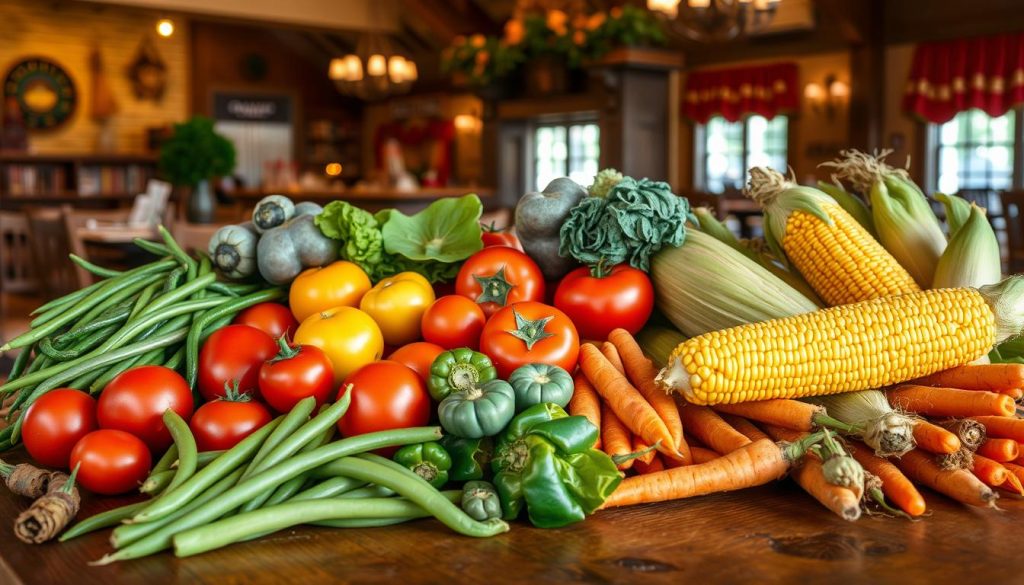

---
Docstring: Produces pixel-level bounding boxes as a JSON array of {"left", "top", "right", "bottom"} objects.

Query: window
[
  {"left": 697, "top": 115, "right": 788, "bottom": 193},
  {"left": 533, "top": 122, "right": 600, "bottom": 190},
  {"left": 932, "top": 109, "right": 1022, "bottom": 194}
]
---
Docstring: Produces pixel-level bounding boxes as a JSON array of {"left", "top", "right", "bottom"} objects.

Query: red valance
[
  {"left": 903, "top": 33, "right": 1024, "bottom": 123},
  {"left": 682, "top": 62, "right": 799, "bottom": 124}
]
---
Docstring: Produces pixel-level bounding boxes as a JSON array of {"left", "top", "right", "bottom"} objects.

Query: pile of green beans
[
  {"left": 0, "top": 226, "right": 283, "bottom": 451},
  {"left": 61, "top": 392, "right": 508, "bottom": 563}
]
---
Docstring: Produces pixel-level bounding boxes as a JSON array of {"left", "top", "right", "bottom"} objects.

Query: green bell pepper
[
  {"left": 392, "top": 441, "right": 453, "bottom": 488},
  {"left": 461, "top": 481, "right": 503, "bottom": 521},
  {"left": 428, "top": 348, "right": 498, "bottom": 401},
  {"left": 440, "top": 434, "right": 493, "bottom": 481},
  {"left": 438, "top": 379, "right": 516, "bottom": 439},
  {"left": 491, "top": 403, "right": 621, "bottom": 528},
  {"left": 508, "top": 363, "right": 574, "bottom": 412}
]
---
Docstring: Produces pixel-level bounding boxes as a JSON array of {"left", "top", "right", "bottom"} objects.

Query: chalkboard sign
[{"left": 213, "top": 93, "right": 291, "bottom": 123}]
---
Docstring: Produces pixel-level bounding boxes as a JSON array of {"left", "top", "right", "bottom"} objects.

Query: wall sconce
[
  {"left": 454, "top": 113, "right": 482, "bottom": 133},
  {"left": 804, "top": 74, "right": 849, "bottom": 119}
]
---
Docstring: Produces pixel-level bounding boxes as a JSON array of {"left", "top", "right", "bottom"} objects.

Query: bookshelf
[{"left": 0, "top": 152, "right": 159, "bottom": 207}]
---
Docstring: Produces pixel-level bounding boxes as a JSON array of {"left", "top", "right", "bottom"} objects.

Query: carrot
[
  {"left": 600, "top": 403, "right": 634, "bottom": 471},
  {"left": 600, "top": 342, "right": 626, "bottom": 374},
  {"left": 719, "top": 414, "right": 770, "bottom": 442},
  {"left": 909, "top": 364, "right": 1024, "bottom": 392},
  {"left": 848, "top": 441, "right": 926, "bottom": 517},
  {"left": 887, "top": 385, "right": 1016, "bottom": 418},
  {"left": 760, "top": 425, "right": 861, "bottom": 520},
  {"left": 689, "top": 446, "right": 719, "bottom": 464},
  {"left": 633, "top": 454, "right": 664, "bottom": 475},
  {"left": 972, "top": 453, "right": 1010, "bottom": 488},
  {"left": 632, "top": 434, "right": 657, "bottom": 465},
  {"left": 1002, "top": 462, "right": 1024, "bottom": 495},
  {"left": 678, "top": 403, "right": 751, "bottom": 455},
  {"left": 569, "top": 372, "right": 602, "bottom": 448},
  {"left": 936, "top": 418, "right": 987, "bottom": 451},
  {"left": 894, "top": 449, "right": 998, "bottom": 507},
  {"left": 600, "top": 438, "right": 791, "bottom": 508},
  {"left": 1004, "top": 387, "right": 1024, "bottom": 400},
  {"left": 713, "top": 399, "right": 828, "bottom": 432},
  {"left": 977, "top": 438, "right": 1020, "bottom": 462},
  {"left": 609, "top": 329, "right": 689, "bottom": 461},
  {"left": 912, "top": 420, "right": 961, "bottom": 454},
  {"left": 970, "top": 416, "right": 1024, "bottom": 442},
  {"left": 580, "top": 343, "right": 678, "bottom": 459},
  {"left": 1001, "top": 469, "right": 1024, "bottom": 495}
]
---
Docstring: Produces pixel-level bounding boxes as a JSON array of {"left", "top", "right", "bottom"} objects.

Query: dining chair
[
  {"left": 999, "top": 190, "right": 1024, "bottom": 273},
  {"left": 0, "top": 211, "right": 37, "bottom": 294},
  {"left": 24, "top": 207, "right": 78, "bottom": 299},
  {"left": 61, "top": 205, "right": 132, "bottom": 288}
]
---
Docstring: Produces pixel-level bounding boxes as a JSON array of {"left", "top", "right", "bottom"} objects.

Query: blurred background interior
[{"left": 1, "top": 0, "right": 1023, "bottom": 356}]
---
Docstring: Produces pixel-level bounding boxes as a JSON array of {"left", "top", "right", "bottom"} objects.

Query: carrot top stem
[
  {"left": 611, "top": 441, "right": 661, "bottom": 466},
  {"left": 864, "top": 473, "right": 913, "bottom": 520},
  {"left": 818, "top": 428, "right": 866, "bottom": 490}
]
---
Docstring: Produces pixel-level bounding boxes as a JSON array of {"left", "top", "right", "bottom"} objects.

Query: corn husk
[
  {"left": 650, "top": 229, "right": 819, "bottom": 338},
  {"left": 933, "top": 204, "right": 1001, "bottom": 289},
  {"left": 636, "top": 326, "right": 687, "bottom": 368},
  {"left": 804, "top": 390, "right": 916, "bottom": 457},
  {"left": 817, "top": 179, "right": 876, "bottom": 236},
  {"left": 934, "top": 192, "right": 972, "bottom": 236}
]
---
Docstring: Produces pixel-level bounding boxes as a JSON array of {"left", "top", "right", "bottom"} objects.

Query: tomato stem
[
  {"left": 505, "top": 308, "right": 554, "bottom": 350},
  {"left": 589, "top": 258, "right": 612, "bottom": 279},
  {"left": 473, "top": 267, "right": 515, "bottom": 307},
  {"left": 221, "top": 380, "right": 253, "bottom": 403},
  {"left": 268, "top": 335, "right": 300, "bottom": 363}
]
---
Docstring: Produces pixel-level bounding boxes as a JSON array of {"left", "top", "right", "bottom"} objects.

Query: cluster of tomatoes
[{"left": 20, "top": 230, "right": 655, "bottom": 496}]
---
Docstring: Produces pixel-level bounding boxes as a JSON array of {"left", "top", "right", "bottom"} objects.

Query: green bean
[
  {"left": 59, "top": 501, "right": 150, "bottom": 542},
  {"left": 111, "top": 467, "right": 246, "bottom": 550},
  {"left": 288, "top": 476, "right": 364, "bottom": 502},
  {"left": 242, "top": 416, "right": 338, "bottom": 512},
  {"left": 158, "top": 226, "right": 197, "bottom": 272},
  {"left": 103, "top": 426, "right": 442, "bottom": 562},
  {"left": 193, "top": 257, "right": 212, "bottom": 300},
  {"left": 163, "top": 347, "right": 186, "bottom": 370},
  {"left": 132, "top": 238, "right": 171, "bottom": 257},
  {"left": 312, "top": 491, "right": 461, "bottom": 529},
  {"left": 161, "top": 265, "right": 187, "bottom": 293},
  {"left": 53, "top": 303, "right": 133, "bottom": 346},
  {"left": 87, "top": 347, "right": 164, "bottom": 393},
  {"left": 128, "top": 281, "right": 161, "bottom": 320},
  {"left": 129, "top": 417, "right": 283, "bottom": 524},
  {"left": 206, "top": 282, "right": 240, "bottom": 297},
  {"left": 151, "top": 445, "right": 180, "bottom": 476},
  {"left": 199, "top": 315, "right": 235, "bottom": 343},
  {"left": 336, "top": 484, "right": 396, "bottom": 499},
  {"left": 98, "top": 295, "right": 220, "bottom": 354},
  {"left": 69, "top": 254, "right": 124, "bottom": 278},
  {"left": 192, "top": 450, "right": 226, "bottom": 467},
  {"left": 7, "top": 344, "right": 33, "bottom": 381},
  {"left": 161, "top": 410, "right": 198, "bottom": 494},
  {"left": 185, "top": 288, "right": 285, "bottom": 387},
  {"left": 243, "top": 397, "right": 317, "bottom": 478},
  {"left": 140, "top": 469, "right": 176, "bottom": 495},
  {"left": 260, "top": 475, "right": 309, "bottom": 508},
  {"left": 38, "top": 322, "right": 120, "bottom": 361},
  {"left": 66, "top": 363, "right": 110, "bottom": 391},
  {"left": 31, "top": 279, "right": 102, "bottom": 316},
  {"left": 123, "top": 273, "right": 215, "bottom": 325}
]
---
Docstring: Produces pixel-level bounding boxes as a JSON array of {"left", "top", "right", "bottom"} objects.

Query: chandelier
[
  {"left": 647, "top": 0, "right": 780, "bottom": 42},
  {"left": 329, "top": 33, "right": 418, "bottom": 100}
]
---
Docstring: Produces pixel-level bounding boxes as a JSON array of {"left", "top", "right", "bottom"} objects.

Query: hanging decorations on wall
[
  {"left": 89, "top": 47, "right": 120, "bottom": 121},
  {"left": 127, "top": 36, "right": 167, "bottom": 101},
  {"left": 2, "top": 57, "right": 77, "bottom": 130}
]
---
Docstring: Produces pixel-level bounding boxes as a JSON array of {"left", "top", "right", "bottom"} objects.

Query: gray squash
[
  {"left": 208, "top": 224, "right": 258, "bottom": 279},
  {"left": 515, "top": 177, "right": 587, "bottom": 281},
  {"left": 294, "top": 201, "right": 323, "bottom": 217},
  {"left": 252, "top": 194, "right": 295, "bottom": 233},
  {"left": 256, "top": 213, "right": 338, "bottom": 285}
]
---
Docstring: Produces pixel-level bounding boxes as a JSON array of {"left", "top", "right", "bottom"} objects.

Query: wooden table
[
  {"left": 0, "top": 446, "right": 1020, "bottom": 585},
  {"left": 229, "top": 187, "right": 497, "bottom": 214},
  {"left": 76, "top": 226, "right": 158, "bottom": 244}
]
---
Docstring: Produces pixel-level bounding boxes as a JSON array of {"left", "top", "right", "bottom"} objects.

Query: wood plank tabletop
[{"left": 0, "top": 446, "right": 1020, "bottom": 585}]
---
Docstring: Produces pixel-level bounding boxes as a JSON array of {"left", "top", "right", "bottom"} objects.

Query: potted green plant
[{"left": 158, "top": 115, "right": 236, "bottom": 223}]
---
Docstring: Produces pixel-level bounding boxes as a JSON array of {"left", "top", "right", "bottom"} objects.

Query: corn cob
[
  {"left": 746, "top": 167, "right": 920, "bottom": 307},
  {"left": 657, "top": 277, "right": 1024, "bottom": 406}
]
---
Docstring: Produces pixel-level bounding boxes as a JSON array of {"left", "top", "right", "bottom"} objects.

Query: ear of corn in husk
[
  {"left": 816, "top": 179, "right": 876, "bottom": 236},
  {"left": 803, "top": 390, "right": 916, "bottom": 457},
  {"left": 649, "top": 229, "right": 819, "bottom": 338},
  {"left": 636, "top": 326, "right": 688, "bottom": 368},
  {"left": 933, "top": 204, "right": 1002, "bottom": 289},
  {"left": 935, "top": 192, "right": 973, "bottom": 236}
]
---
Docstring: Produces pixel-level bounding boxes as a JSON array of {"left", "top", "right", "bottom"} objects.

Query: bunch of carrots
[{"left": 576, "top": 330, "right": 1024, "bottom": 521}]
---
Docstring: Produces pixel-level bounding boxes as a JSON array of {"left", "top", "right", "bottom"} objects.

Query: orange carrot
[
  {"left": 678, "top": 403, "right": 751, "bottom": 455},
  {"left": 719, "top": 414, "right": 770, "bottom": 442},
  {"left": 713, "top": 399, "right": 827, "bottom": 432},
  {"left": 913, "top": 420, "right": 961, "bottom": 454},
  {"left": 894, "top": 449, "right": 998, "bottom": 507},
  {"left": 977, "top": 438, "right": 1020, "bottom": 462},
  {"left": 887, "top": 385, "right": 1016, "bottom": 418},
  {"left": 689, "top": 446, "right": 719, "bottom": 464},
  {"left": 580, "top": 343, "right": 678, "bottom": 459},
  {"left": 1001, "top": 469, "right": 1024, "bottom": 495},
  {"left": 569, "top": 372, "right": 602, "bottom": 448},
  {"left": 910, "top": 364, "right": 1024, "bottom": 392},
  {"left": 970, "top": 416, "right": 1024, "bottom": 442},
  {"left": 601, "top": 403, "right": 634, "bottom": 471},
  {"left": 609, "top": 329, "right": 689, "bottom": 461},
  {"left": 631, "top": 434, "right": 656, "bottom": 465},
  {"left": 1002, "top": 462, "right": 1024, "bottom": 495},
  {"left": 848, "top": 441, "right": 926, "bottom": 517},
  {"left": 633, "top": 454, "right": 664, "bottom": 475},
  {"left": 972, "top": 453, "right": 1010, "bottom": 487},
  {"left": 1005, "top": 387, "right": 1024, "bottom": 400},
  {"left": 600, "top": 342, "right": 626, "bottom": 375},
  {"left": 601, "top": 438, "right": 791, "bottom": 508},
  {"left": 760, "top": 425, "right": 861, "bottom": 520}
]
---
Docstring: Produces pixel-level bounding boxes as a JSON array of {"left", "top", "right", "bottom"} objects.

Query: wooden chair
[
  {"left": 999, "top": 190, "right": 1024, "bottom": 273},
  {"left": 0, "top": 211, "right": 37, "bottom": 293},
  {"left": 61, "top": 205, "right": 132, "bottom": 288},
  {"left": 24, "top": 207, "right": 78, "bottom": 299},
  {"left": 168, "top": 218, "right": 225, "bottom": 255}
]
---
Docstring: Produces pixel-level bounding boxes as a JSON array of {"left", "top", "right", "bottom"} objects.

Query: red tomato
[
  {"left": 198, "top": 324, "right": 278, "bottom": 401},
  {"left": 258, "top": 343, "right": 336, "bottom": 413},
  {"left": 481, "top": 226, "right": 523, "bottom": 251},
  {"left": 480, "top": 301, "right": 579, "bottom": 378},
  {"left": 554, "top": 264, "right": 655, "bottom": 341},
  {"left": 388, "top": 342, "right": 445, "bottom": 383},
  {"left": 190, "top": 397, "right": 273, "bottom": 451},
  {"left": 455, "top": 247, "right": 545, "bottom": 317},
  {"left": 233, "top": 303, "right": 299, "bottom": 340},
  {"left": 338, "top": 361, "right": 431, "bottom": 456},
  {"left": 420, "top": 295, "right": 487, "bottom": 350},
  {"left": 97, "top": 366, "right": 194, "bottom": 452},
  {"left": 22, "top": 388, "right": 97, "bottom": 468},
  {"left": 70, "top": 430, "right": 151, "bottom": 495}
]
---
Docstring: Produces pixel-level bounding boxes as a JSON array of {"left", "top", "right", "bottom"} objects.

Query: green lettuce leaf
[{"left": 381, "top": 194, "right": 484, "bottom": 262}]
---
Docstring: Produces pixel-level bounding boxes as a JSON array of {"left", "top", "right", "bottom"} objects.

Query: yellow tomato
[
  {"left": 289, "top": 261, "right": 372, "bottom": 323},
  {"left": 359, "top": 272, "right": 436, "bottom": 346},
  {"left": 293, "top": 306, "right": 383, "bottom": 385}
]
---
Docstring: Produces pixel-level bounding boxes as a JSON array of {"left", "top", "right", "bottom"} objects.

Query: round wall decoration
[{"left": 3, "top": 57, "right": 77, "bottom": 130}]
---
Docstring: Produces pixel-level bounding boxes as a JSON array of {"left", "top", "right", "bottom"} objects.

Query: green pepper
[
  {"left": 438, "top": 379, "right": 516, "bottom": 439},
  {"left": 428, "top": 348, "right": 498, "bottom": 401},
  {"left": 461, "top": 481, "right": 503, "bottom": 521},
  {"left": 392, "top": 442, "right": 452, "bottom": 488},
  {"left": 491, "top": 403, "right": 621, "bottom": 528},
  {"left": 508, "top": 363, "right": 574, "bottom": 412},
  {"left": 439, "top": 434, "right": 493, "bottom": 481}
]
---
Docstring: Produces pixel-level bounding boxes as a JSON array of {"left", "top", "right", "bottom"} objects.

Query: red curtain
[
  {"left": 682, "top": 62, "right": 799, "bottom": 124},
  {"left": 903, "top": 33, "right": 1024, "bottom": 123}
]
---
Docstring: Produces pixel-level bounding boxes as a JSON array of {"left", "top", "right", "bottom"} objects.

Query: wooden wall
[{"left": 0, "top": 0, "right": 189, "bottom": 153}]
